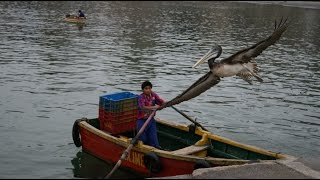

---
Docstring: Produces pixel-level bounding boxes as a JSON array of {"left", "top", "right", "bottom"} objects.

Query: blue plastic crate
[{"left": 99, "top": 92, "right": 139, "bottom": 113}]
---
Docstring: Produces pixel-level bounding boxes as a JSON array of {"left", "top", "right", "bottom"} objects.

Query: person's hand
[{"left": 153, "top": 105, "right": 160, "bottom": 110}]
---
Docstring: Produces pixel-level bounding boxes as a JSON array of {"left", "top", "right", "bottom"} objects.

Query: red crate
[{"left": 99, "top": 108, "right": 138, "bottom": 134}]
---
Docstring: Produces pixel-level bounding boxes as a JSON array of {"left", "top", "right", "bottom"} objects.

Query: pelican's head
[{"left": 192, "top": 45, "right": 222, "bottom": 69}]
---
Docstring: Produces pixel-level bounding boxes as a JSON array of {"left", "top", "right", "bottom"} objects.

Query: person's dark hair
[
  {"left": 79, "top": 10, "right": 82, "bottom": 13},
  {"left": 141, "top": 81, "right": 152, "bottom": 90}
]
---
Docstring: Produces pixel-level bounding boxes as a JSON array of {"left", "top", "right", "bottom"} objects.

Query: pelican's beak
[{"left": 192, "top": 48, "right": 217, "bottom": 69}]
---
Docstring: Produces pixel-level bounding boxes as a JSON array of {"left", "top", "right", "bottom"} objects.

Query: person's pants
[{"left": 137, "top": 117, "right": 160, "bottom": 148}]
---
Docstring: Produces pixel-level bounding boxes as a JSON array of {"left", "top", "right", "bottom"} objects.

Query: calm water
[{"left": 0, "top": 1, "right": 319, "bottom": 178}]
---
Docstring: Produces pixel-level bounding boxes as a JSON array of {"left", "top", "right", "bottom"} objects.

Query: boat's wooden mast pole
[{"left": 105, "top": 110, "right": 156, "bottom": 179}]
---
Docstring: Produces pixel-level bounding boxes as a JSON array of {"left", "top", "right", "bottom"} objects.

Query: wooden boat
[
  {"left": 64, "top": 14, "right": 86, "bottom": 24},
  {"left": 72, "top": 116, "right": 293, "bottom": 178}
]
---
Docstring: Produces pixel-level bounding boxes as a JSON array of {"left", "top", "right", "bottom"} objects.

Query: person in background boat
[
  {"left": 137, "top": 81, "right": 165, "bottom": 149},
  {"left": 78, "top": 10, "right": 86, "bottom": 18}
]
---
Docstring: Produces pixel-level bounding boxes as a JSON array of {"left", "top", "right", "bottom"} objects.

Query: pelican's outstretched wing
[
  {"left": 159, "top": 72, "right": 221, "bottom": 110},
  {"left": 220, "top": 17, "right": 289, "bottom": 64}
]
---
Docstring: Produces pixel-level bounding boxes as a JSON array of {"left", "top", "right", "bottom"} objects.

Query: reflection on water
[
  {"left": 71, "top": 150, "right": 141, "bottom": 179},
  {"left": 0, "top": 1, "right": 319, "bottom": 179},
  {"left": 76, "top": 23, "right": 86, "bottom": 31}
]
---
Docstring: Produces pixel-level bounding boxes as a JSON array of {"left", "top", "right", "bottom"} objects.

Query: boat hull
[
  {"left": 74, "top": 117, "right": 292, "bottom": 178},
  {"left": 79, "top": 120, "right": 200, "bottom": 177}
]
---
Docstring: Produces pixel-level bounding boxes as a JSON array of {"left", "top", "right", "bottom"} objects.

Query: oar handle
[{"left": 171, "top": 106, "right": 208, "bottom": 131}]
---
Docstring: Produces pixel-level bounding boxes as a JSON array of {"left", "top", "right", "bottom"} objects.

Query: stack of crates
[{"left": 99, "top": 92, "right": 139, "bottom": 134}]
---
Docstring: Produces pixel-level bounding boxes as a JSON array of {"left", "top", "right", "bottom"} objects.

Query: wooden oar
[
  {"left": 105, "top": 110, "right": 156, "bottom": 179},
  {"left": 171, "top": 106, "right": 208, "bottom": 131}
]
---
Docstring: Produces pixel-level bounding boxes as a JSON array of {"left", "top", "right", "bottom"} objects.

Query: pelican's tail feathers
[
  {"left": 252, "top": 73, "right": 263, "bottom": 82},
  {"left": 238, "top": 62, "right": 263, "bottom": 84},
  {"left": 250, "top": 61, "right": 263, "bottom": 82},
  {"left": 242, "top": 77, "right": 253, "bottom": 85}
]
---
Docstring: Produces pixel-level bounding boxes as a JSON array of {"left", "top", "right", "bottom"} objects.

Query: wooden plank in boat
[{"left": 172, "top": 145, "right": 209, "bottom": 155}]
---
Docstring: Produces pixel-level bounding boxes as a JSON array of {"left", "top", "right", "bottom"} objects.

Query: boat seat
[{"left": 172, "top": 145, "right": 209, "bottom": 155}]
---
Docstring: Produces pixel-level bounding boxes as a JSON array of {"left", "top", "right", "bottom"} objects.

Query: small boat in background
[{"left": 64, "top": 14, "right": 86, "bottom": 24}]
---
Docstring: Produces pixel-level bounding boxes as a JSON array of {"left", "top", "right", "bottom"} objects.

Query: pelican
[{"left": 159, "top": 18, "right": 289, "bottom": 109}]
